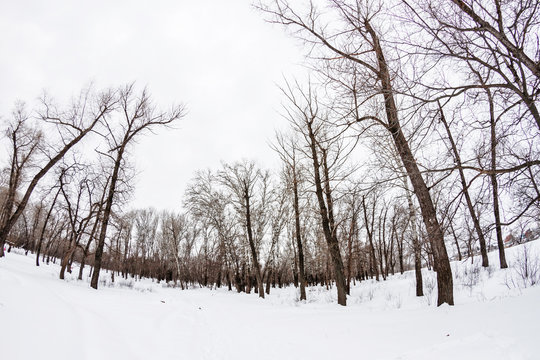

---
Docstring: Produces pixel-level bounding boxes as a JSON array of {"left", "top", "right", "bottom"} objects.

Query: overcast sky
[{"left": 0, "top": 0, "right": 305, "bottom": 211}]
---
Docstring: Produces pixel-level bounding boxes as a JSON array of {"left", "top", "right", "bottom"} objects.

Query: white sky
[{"left": 0, "top": 0, "right": 305, "bottom": 211}]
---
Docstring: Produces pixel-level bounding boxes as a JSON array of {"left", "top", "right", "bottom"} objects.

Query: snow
[{"left": 1, "top": 242, "right": 539, "bottom": 360}]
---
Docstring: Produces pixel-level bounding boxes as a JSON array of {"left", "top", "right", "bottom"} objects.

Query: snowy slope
[{"left": 1, "top": 242, "right": 539, "bottom": 360}]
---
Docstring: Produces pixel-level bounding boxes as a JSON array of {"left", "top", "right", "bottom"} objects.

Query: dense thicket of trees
[
  {"left": 0, "top": 84, "right": 185, "bottom": 289},
  {"left": 1, "top": 0, "right": 538, "bottom": 307}
]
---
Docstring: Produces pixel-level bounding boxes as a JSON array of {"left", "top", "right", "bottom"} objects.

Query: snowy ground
[{"left": 1, "top": 242, "right": 539, "bottom": 360}]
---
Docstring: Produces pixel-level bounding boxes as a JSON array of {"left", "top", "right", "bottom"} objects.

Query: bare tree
[
  {"left": 133, "top": 208, "right": 160, "bottom": 279},
  {"left": 0, "top": 104, "right": 42, "bottom": 256},
  {"left": 362, "top": 191, "right": 379, "bottom": 282},
  {"left": 185, "top": 170, "right": 244, "bottom": 292},
  {"left": 486, "top": 85, "right": 508, "bottom": 268},
  {"left": 259, "top": 0, "right": 453, "bottom": 305},
  {"left": 280, "top": 81, "right": 348, "bottom": 305},
  {"left": 438, "top": 102, "right": 489, "bottom": 267},
  {"left": 403, "top": 0, "right": 540, "bottom": 130},
  {"left": 261, "top": 180, "right": 289, "bottom": 295},
  {"left": 90, "top": 84, "right": 185, "bottom": 289},
  {"left": 218, "top": 160, "right": 267, "bottom": 298},
  {"left": 272, "top": 132, "right": 308, "bottom": 300},
  {"left": 57, "top": 162, "right": 100, "bottom": 279},
  {"left": 35, "top": 178, "right": 62, "bottom": 266},
  {"left": 0, "top": 88, "right": 116, "bottom": 257},
  {"left": 160, "top": 211, "right": 188, "bottom": 287}
]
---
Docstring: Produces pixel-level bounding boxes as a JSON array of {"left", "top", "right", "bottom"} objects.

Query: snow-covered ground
[{"left": 1, "top": 242, "right": 539, "bottom": 360}]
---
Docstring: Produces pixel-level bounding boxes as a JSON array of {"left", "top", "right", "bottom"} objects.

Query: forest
[{"left": 1, "top": 0, "right": 539, "bottom": 313}]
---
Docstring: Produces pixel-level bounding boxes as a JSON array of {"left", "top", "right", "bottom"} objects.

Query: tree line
[{"left": 0, "top": 84, "right": 185, "bottom": 290}]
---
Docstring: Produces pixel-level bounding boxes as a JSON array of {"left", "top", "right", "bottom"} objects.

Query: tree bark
[
  {"left": 292, "top": 172, "right": 307, "bottom": 301},
  {"left": 486, "top": 88, "right": 508, "bottom": 269},
  {"left": 403, "top": 177, "right": 424, "bottom": 296},
  {"left": 346, "top": 207, "right": 357, "bottom": 294},
  {"left": 91, "top": 145, "right": 125, "bottom": 289},
  {"left": 245, "top": 192, "right": 265, "bottom": 298},
  {"left": 307, "top": 121, "right": 347, "bottom": 306},
  {"left": 365, "top": 20, "right": 452, "bottom": 304}
]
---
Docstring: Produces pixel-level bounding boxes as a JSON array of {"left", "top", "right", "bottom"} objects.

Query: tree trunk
[
  {"left": 60, "top": 240, "right": 76, "bottom": 280},
  {"left": 265, "top": 268, "right": 272, "bottom": 295},
  {"left": 244, "top": 193, "right": 265, "bottom": 298},
  {"left": 486, "top": 88, "right": 508, "bottom": 269},
  {"left": 403, "top": 177, "right": 423, "bottom": 296},
  {"left": 450, "top": 222, "right": 462, "bottom": 262},
  {"left": 307, "top": 121, "right": 347, "bottom": 306},
  {"left": 35, "top": 188, "right": 62, "bottom": 266},
  {"left": 365, "top": 21, "right": 452, "bottom": 304},
  {"left": 346, "top": 210, "right": 356, "bottom": 295},
  {"left": 292, "top": 172, "right": 307, "bottom": 301},
  {"left": 439, "top": 102, "right": 488, "bottom": 266},
  {"left": 91, "top": 146, "right": 125, "bottom": 289},
  {"left": 362, "top": 196, "right": 379, "bottom": 282}
]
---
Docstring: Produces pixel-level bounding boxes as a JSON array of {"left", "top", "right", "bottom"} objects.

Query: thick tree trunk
[
  {"left": 244, "top": 193, "right": 265, "bottom": 298},
  {"left": 226, "top": 269, "right": 232, "bottom": 291},
  {"left": 91, "top": 146, "right": 125, "bottom": 289},
  {"left": 265, "top": 268, "right": 272, "bottom": 295},
  {"left": 307, "top": 121, "right": 347, "bottom": 306},
  {"left": 366, "top": 21, "right": 452, "bottom": 304},
  {"left": 486, "top": 89, "right": 508, "bottom": 269},
  {"left": 59, "top": 243, "right": 76, "bottom": 280},
  {"left": 292, "top": 172, "right": 307, "bottom": 301},
  {"left": 403, "top": 159, "right": 424, "bottom": 297},
  {"left": 78, "top": 254, "right": 87, "bottom": 281}
]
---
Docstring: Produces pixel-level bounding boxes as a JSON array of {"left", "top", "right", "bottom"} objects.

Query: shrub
[
  {"left": 462, "top": 263, "right": 481, "bottom": 294},
  {"left": 505, "top": 245, "right": 540, "bottom": 289}
]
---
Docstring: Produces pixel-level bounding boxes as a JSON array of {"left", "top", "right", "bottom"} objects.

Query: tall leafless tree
[
  {"left": 90, "top": 85, "right": 185, "bottom": 289},
  {"left": 259, "top": 0, "right": 454, "bottom": 305},
  {"left": 272, "top": 132, "right": 308, "bottom": 300},
  {"left": 0, "top": 88, "right": 116, "bottom": 257},
  {"left": 218, "top": 160, "right": 267, "bottom": 298},
  {"left": 280, "top": 81, "right": 348, "bottom": 305}
]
